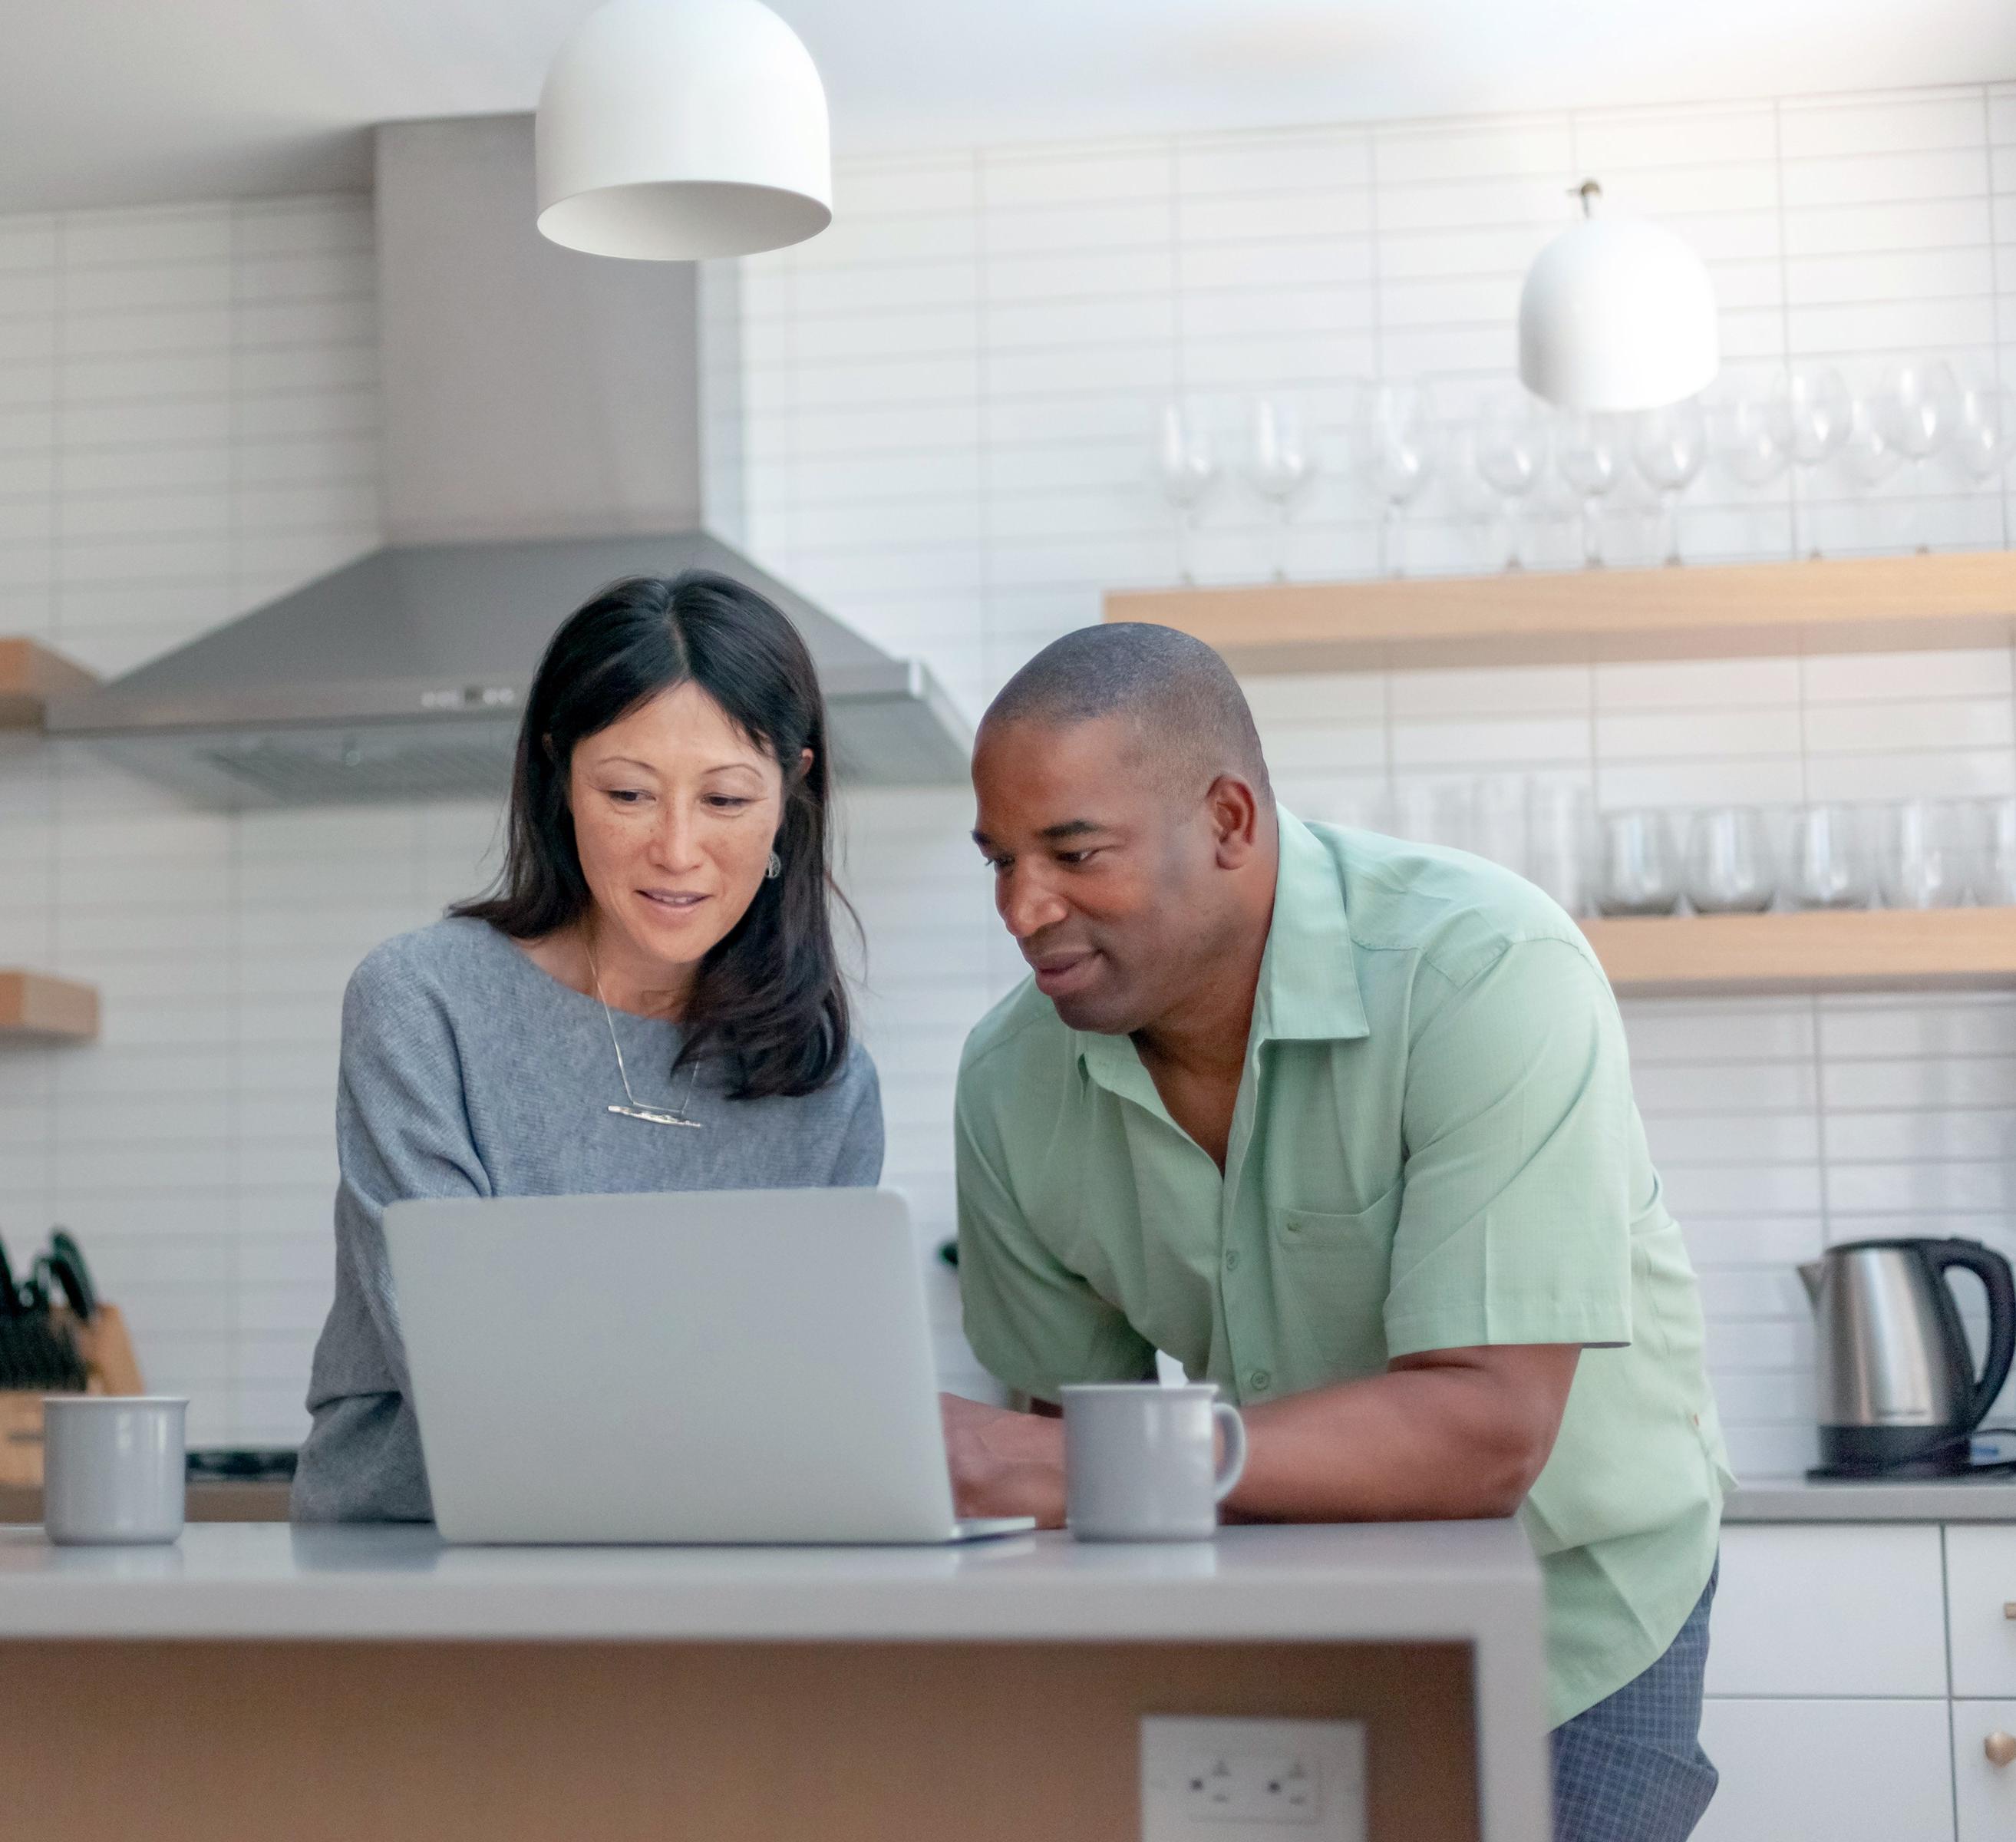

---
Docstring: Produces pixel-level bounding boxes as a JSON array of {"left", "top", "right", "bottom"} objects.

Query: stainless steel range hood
[{"left": 45, "top": 116, "right": 971, "bottom": 804}]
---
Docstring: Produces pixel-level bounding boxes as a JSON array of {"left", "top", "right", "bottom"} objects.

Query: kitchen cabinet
[
  {"left": 1709, "top": 1520, "right": 2016, "bottom": 1842},
  {"left": 1696, "top": 1698, "right": 1955, "bottom": 1842},
  {"left": 1946, "top": 1528, "right": 2016, "bottom": 1699},
  {"left": 1954, "top": 1700, "right": 2016, "bottom": 1841},
  {"left": 1705, "top": 1523, "right": 1946, "bottom": 1697}
]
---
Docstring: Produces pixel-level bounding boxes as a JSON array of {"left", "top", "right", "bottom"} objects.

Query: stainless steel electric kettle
[{"left": 1797, "top": 1237, "right": 2016, "bottom": 1477}]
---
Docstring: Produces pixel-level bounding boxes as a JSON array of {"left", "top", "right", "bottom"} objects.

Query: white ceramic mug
[
  {"left": 1062, "top": 1382, "right": 1248, "bottom": 1542},
  {"left": 41, "top": 1395, "right": 188, "bottom": 1546}
]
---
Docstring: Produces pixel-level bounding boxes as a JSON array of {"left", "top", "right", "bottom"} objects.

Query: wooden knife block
[{"left": 0, "top": 1303, "right": 146, "bottom": 1489}]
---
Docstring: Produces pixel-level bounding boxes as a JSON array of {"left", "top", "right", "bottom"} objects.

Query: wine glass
[
  {"left": 1632, "top": 398, "right": 1709, "bottom": 566},
  {"left": 1773, "top": 366, "right": 1851, "bottom": 557},
  {"left": 1442, "top": 424, "right": 1506, "bottom": 570},
  {"left": 1708, "top": 394, "right": 1790, "bottom": 491},
  {"left": 1241, "top": 398, "right": 1318, "bottom": 582},
  {"left": 1833, "top": 394, "right": 1904, "bottom": 550},
  {"left": 1876, "top": 358, "right": 1961, "bottom": 550},
  {"left": 1155, "top": 401, "right": 1221, "bottom": 585},
  {"left": 1953, "top": 378, "right": 2016, "bottom": 492},
  {"left": 1473, "top": 387, "right": 1552, "bottom": 570},
  {"left": 1555, "top": 411, "right": 1625, "bottom": 569},
  {"left": 1355, "top": 380, "right": 1441, "bottom": 578}
]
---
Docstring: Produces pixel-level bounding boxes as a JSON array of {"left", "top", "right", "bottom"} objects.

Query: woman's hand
[{"left": 939, "top": 1393, "right": 1067, "bottom": 1527}]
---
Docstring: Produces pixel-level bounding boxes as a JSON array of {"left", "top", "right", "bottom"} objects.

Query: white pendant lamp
[
  {"left": 1518, "top": 180, "right": 1719, "bottom": 412},
  {"left": 536, "top": 0, "right": 832, "bottom": 261}
]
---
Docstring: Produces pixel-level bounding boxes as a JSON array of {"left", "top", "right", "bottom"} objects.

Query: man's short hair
[{"left": 982, "top": 622, "right": 1272, "bottom": 801}]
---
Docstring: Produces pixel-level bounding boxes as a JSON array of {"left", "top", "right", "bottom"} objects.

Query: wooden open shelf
[
  {"left": 0, "top": 971, "right": 99, "bottom": 1042},
  {"left": 1580, "top": 908, "right": 2016, "bottom": 997},
  {"left": 0, "top": 637, "right": 97, "bottom": 727},
  {"left": 1104, "top": 550, "right": 2016, "bottom": 674}
]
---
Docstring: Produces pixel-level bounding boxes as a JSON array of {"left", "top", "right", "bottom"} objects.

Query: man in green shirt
[{"left": 941, "top": 622, "right": 1733, "bottom": 1842}]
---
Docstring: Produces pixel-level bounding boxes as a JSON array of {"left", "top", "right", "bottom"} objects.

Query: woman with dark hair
[{"left": 292, "top": 571, "right": 883, "bottom": 1522}]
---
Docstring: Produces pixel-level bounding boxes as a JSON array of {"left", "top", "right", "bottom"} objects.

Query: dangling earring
[{"left": 766, "top": 850, "right": 782, "bottom": 880}]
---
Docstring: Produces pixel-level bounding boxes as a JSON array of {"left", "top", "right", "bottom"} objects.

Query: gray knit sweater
[{"left": 291, "top": 916, "right": 883, "bottom": 1523}]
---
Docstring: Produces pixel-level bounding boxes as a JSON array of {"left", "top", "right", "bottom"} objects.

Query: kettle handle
[{"left": 1932, "top": 1240, "right": 2016, "bottom": 1433}]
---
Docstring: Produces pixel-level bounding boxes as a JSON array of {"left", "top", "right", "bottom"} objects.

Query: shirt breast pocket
[{"left": 1269, "top": 1183, "right": 1403, "bottom": 1375}]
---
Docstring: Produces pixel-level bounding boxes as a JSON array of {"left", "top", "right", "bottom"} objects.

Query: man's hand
[{"left": 939, "top": 1393, "right": 1067, "bottom": 1527}]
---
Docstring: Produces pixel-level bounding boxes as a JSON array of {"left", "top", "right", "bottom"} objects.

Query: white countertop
[
  {"left": 0, "top": 1519, "right": 1543, "bottom": 1644},
  {"left": 1725, "top": 1474, "right": 2016, "bottom": 1522}
]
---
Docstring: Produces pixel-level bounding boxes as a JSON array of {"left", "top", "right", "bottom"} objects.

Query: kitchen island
[{"left": 0, "top": 1518, "right": 1549, "bottom": 1842}]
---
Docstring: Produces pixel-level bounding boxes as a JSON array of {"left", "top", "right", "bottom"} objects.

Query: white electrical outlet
[{"left": 1140, "top": 1716, "right": 1367, "bottom": 1841}]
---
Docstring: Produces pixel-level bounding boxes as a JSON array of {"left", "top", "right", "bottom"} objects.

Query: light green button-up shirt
[{"left": 955, "top": 810, "right": 1732, "bottom": 1727}]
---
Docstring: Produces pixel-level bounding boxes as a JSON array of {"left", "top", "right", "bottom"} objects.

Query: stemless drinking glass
[
  {"left": 1527, "top": 784, "right": 1595, "bottom": 919},
  {"left": 1155, "top": 400, "right": 1221, "bottom": 585},
  {"left": 1684, "top": 807, "right": 1777, "bottom": 914},
  {"left": 1787, "top": 804, "right": 1873, "bottom": 910},
  {"left": 1391, "top": 780, "right": 1480, "bottom": 855},
  {"left": 1598, "top": 810, "right": 1684, "bottom": 916},
  {"left": 1473, "top": 775, "right": 1529, "bottom": 878},
  {"left": 1976, "top": 796, "right": 2016, "bottom": 906},
  {"left": 1632, "top": 398, "right": 1709, "bottom": 566},
  {"left": 1879, "top": 797, "right": 1975, "bottom": 909}
]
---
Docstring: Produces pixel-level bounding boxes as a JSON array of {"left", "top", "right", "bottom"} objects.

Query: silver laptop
[{"left": 382, "top": 1187, "right": 1034, "bottom": 1546}]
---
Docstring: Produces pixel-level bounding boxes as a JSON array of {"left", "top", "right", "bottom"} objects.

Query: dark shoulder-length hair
[{"left": 452, "top": 569, "right": 854, "bottom": 1101}]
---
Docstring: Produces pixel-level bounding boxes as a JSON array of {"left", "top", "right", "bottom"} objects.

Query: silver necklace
[{"left": 587, "top": 948, "right": 703, "bottom": 1130}]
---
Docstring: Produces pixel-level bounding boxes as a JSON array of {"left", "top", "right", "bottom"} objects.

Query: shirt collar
[
  {"left": 1070, "top": 807, "right": 1370, "bottom": 1098},
  {"left": 1255, "top": 807, "right": 1371, "bottom": 1045}
]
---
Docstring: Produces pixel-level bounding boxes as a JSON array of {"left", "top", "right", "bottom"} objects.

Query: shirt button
[
  {"left": 1249, "top": 1368, "right": 1272, "bottom": 1393},
  {"left": 1223, "top": 1249, "right": 1240, "bottom": 1272}
]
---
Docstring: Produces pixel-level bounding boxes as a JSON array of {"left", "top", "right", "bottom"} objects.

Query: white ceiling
[{"left": 6, "top": 0, "right": 2015, "bottom": 213}]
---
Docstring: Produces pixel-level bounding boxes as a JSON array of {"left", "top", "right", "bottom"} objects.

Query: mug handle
[{"left": 1212, "top": 1401, "right": 1249, "bottom": 1502}]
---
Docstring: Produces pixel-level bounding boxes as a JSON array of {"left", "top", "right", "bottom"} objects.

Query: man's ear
[{"left": 1205, "top": 774, "right": 1265, "bottom": 866}]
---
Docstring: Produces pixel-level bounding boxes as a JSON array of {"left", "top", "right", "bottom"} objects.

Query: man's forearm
[
  {"left": 942, "top": 1346, "right": 1575, "bottom": 1527},
  {"left": 1228, "top": 1349, "right": 1576, "bottom": 1523}
]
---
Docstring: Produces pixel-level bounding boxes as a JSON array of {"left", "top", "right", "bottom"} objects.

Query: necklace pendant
[{"left": 606, "top": 1102, "right": 703, "bottom": 1130}]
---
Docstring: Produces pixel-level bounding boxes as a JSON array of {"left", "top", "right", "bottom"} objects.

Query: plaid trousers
[{"left": 1550, "top": 1561, "right": 1720, "bottom": 1842}]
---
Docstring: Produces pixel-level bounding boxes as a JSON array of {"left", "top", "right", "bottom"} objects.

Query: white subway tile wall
[
  {"left": 743, "top": 82, "right": 2016, "bottom": 1470},
  {"left": 0, "top": 83, "right": 2011, "bottom": 1471}
]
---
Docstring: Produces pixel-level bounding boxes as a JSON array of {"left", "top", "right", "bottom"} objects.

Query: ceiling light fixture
[
  {"left": 1517, "top": 180, "right": 1719, "bottom": 412},
  {"left": 536, "top": 0, "right": 832, "bottom": 262}
]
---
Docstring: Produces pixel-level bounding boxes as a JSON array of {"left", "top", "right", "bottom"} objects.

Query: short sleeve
[
  {"left": 955, "top": 1068, "right": 1155, "bottom": 1403},
  {"left": 1383, "top": 937, "right": 1635, "bottom": 1358}
]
